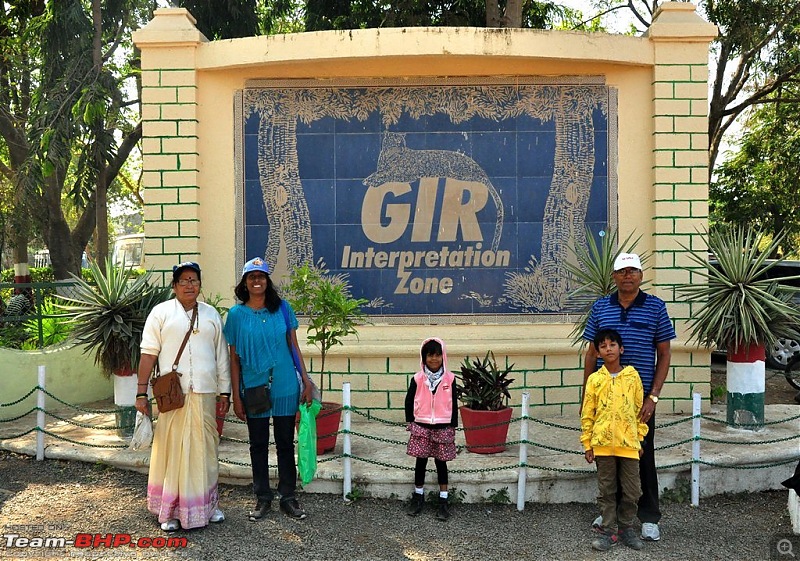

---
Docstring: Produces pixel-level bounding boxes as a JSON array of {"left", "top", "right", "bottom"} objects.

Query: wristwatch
[{"left": 648, "top": 394, "right": 659, "bottom": 404}]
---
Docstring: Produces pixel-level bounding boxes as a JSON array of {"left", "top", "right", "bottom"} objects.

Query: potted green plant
[
  {"left": 455, "top": 351, "right": 515, "bottom": 454},
  {"left": 57, "top": 260, "right": 170, "bottom": 437},
  {"left": 282, "top": 261, "right": 369, "bottom": 454},
  {"left": 679, "top": 225, "right": 800, "bottom": 428}
]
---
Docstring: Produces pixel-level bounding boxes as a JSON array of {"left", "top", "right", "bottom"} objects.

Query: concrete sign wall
[{"left": 134, "top": 3, "right": 718, "bottom": 414}]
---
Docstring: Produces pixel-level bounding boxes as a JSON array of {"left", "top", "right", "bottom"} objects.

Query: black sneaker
[
  {"left": 248, "top": 499, "right": 271, "bottom": 521},
  {"left": 280, "top": 498, "right": 307, "bottom": 520},
  {"left": 406, "top": 493, "right": 425, "bottom": 516},
  {"left": 591, "top": 531, "right": 618, "bottom": 552},
  {"left": 436, "top": 498, "right": 450, "bottom": 521},
  {"left": 619, "top": 527, "right": 644, "bottom": 550}
]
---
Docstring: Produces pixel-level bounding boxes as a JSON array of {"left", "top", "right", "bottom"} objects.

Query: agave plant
[
  {"left": 679, "top": 226, "right": 800, "bottom": 353},
  {"left": 456, "top": 351, "right": 515, "bottom": 411},
  {"left": 57, "top": 260, "right": 170, "bottom": 378},
  {"left": 563, "top": 228, "right": 647, "bottom": 344}
]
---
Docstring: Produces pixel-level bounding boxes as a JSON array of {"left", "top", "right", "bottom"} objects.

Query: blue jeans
[{"left": 246, "top": 415, "right": 297, "bottom": 503}]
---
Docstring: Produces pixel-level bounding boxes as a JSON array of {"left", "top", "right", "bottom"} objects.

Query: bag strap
[
  {"left": 171, "top": 303, "right": 197, "bottom": 372},
  {"left": 151, "top": 303, "right": 196, "bottom": 380},
  {"left": 281, "top": 300, "right": 303, "bottom": 374}
]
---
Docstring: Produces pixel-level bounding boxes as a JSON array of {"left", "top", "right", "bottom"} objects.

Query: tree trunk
[
  {"left": 92, "top": 0, "right": 109, "bottom": 266},
  {"left": 485, "top": 1, "right": 500, "bottom": 27},
  {"left": 12, "top": 232, "right": 30, "bottom": 286},
  {"left": 486, "top": 0, "right": 522, "bottom": 28},
  {"left": 504, "top": 0, "right": 523, "bottom": 27}
]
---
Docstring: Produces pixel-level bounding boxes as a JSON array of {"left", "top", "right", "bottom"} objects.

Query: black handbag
[{"left": 244, "top": 384, "right": 272, "bottom": 415}]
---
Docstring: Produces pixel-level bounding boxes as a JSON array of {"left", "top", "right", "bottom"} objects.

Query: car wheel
[
  {"left": 786, "top": 361, "right": 800, "bottom": 391},
  {"left": 766, "top": 338, "right": 800, "bottom": 370}
]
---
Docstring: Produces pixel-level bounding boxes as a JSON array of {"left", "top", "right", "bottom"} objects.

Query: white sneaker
[
  {"left": 641, "top": 522, "right": 661, "bottom": 541},
  {"left": 209, "top": 508, "right": 225, "bottom": 523},
  {"left": 160, "top": 519, "right": 179, "bottom": 532},
  {"left": 592, "top": 515, "right": 604, "bottom": 533}
]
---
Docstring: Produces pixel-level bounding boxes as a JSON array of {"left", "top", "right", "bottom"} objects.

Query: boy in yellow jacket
[{"left": 581, "top": 329, "right": 648, "bottom": 552}]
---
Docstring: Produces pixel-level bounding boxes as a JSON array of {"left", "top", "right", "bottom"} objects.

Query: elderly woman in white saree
[{"left": 135, "top": 262, "right": 231, "bottom": 532}]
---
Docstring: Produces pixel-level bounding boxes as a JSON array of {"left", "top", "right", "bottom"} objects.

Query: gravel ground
[{"left": 0, "top": 450, "right": 795, "bottom": 561}]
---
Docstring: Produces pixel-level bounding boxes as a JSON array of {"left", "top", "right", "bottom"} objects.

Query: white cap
[{"left": 613, "top": 253, "right": 642, "bottom": 272}]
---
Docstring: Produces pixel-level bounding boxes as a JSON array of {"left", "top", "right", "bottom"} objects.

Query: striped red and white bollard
[{"left": 726, "top": 344, "right": 765, "bottom": 429}]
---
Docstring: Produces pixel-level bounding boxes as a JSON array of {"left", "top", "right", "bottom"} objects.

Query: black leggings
[{"left": 414, "top": 457, "right": 448, "bottom": 487}]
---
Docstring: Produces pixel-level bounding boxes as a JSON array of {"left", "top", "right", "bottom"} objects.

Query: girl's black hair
[
  {"left": 421, "top": 339, "right": 443, "bottom": 360},
  {"left": 234, "top": 272, "right": 282, "bottom": 312},
  {"left": 593, "top": 328, "right": 623, "bottom": 351}
]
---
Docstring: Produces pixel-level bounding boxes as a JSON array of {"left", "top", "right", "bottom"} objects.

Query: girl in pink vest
[{"left": 404, "top": 337, "right": 458, "bottom": 520}]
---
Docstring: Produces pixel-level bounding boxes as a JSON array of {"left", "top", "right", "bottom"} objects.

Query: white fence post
[
  {"left": 691, "top": 392, "right": 701, "bottom": 506},
  {"left": 517, "top": 392, "right": 530, "bottom": 511},
  {"left": 36, "top": 365, "right": 46, "bottom": 461},
  {"left": 342, "top": 382, "right": 352, "bottom": 500}
]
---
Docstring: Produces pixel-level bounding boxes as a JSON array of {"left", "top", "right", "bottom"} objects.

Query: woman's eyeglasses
[{"left": 177, "top": 279, "right": 201, "bottom": 287}]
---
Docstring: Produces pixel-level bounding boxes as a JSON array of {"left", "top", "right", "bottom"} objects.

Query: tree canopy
[
  {"left": 180, "top": 0, "right": 590, "bottom": 39},
  {"left": 5, "top": 0, "right": 800, "bottom": 272},
  {"left": 0, "top": 0, "right": 149, "bottom": 278},
  {"left": 711, "top": 97, "right": 800, "bottom": 256}
]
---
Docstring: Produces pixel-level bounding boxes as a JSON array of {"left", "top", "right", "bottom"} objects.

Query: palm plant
[
  {"left": 563, "top": 228, "right": 647, "bottom": 343},
  {"left": 679, "top": 226, "right": 800, "bottom": 353},
  {"left": 57, "top": 260, "right": 170, "bottom": 378}
]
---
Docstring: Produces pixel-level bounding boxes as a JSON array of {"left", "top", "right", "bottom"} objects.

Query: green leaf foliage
[
  {"left": 0, "top": 0, "right": 151, "bottom": 279},
  {"left": 678, "top": 225, "right": 800, "bottom": 353},
  {"left": 712, "top": 100, "right": 800, "bottom": 256},
  {"left": 455, "top": 351, "right": 514, "bottom": 411},
  {"left": 563, "top": 228, "right": 646, "bottom": 344},
  {"left": 281, "top": 261, "right": 369, "bottom": 381},
  {"left": 22, "top": 298, "right": 71, "bottom": 348},
  {"left": 55, "top": 260, "right": 170, "bottom": 377}
]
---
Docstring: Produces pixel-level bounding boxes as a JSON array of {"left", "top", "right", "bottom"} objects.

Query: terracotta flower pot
[
  {"left": 316, "top": 402, "right": 343, "bottom": 454},
  {"left": 459, "top": 405, "right": 513, "bottom": 454},
  {"left": 295, "top": 401, "right": 343, "bottom": 454}
]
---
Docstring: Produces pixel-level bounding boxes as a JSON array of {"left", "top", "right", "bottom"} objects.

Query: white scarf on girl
[{"left": 424, "top": 365, "right": 445, "bottom": 391}]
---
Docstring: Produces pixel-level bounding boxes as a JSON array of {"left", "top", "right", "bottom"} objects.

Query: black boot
[
  {"left": 406, "top": 493, "right": 425, "bottom": 516},
  {"left": 436, "top": 497, "right": 450, "bottom": 521}
]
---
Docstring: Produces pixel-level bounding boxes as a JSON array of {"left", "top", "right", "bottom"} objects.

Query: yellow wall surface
[
  {"left": 0, "top": 344, "right": 112, "bottom": 419},
  {"left": 133, "top": 3, "right": 717, "bottom": 415}
]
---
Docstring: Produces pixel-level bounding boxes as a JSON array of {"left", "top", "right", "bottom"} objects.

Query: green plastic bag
[{"left": 298, "top": 399, "right": 321, "bottom": 485}]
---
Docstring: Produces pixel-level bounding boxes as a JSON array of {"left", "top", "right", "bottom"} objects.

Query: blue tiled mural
[{"left": 239, "top": 80, "right": 615, "bottom": 316}]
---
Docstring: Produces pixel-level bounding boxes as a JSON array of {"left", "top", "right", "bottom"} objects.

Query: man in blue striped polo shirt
[{"left": 582, "top": 252, "right": 676, "bottom": 542}]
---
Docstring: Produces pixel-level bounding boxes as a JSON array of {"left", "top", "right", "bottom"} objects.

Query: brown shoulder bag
[{"left": 150, "top": 304, "right": 196, "bottom": 413}]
